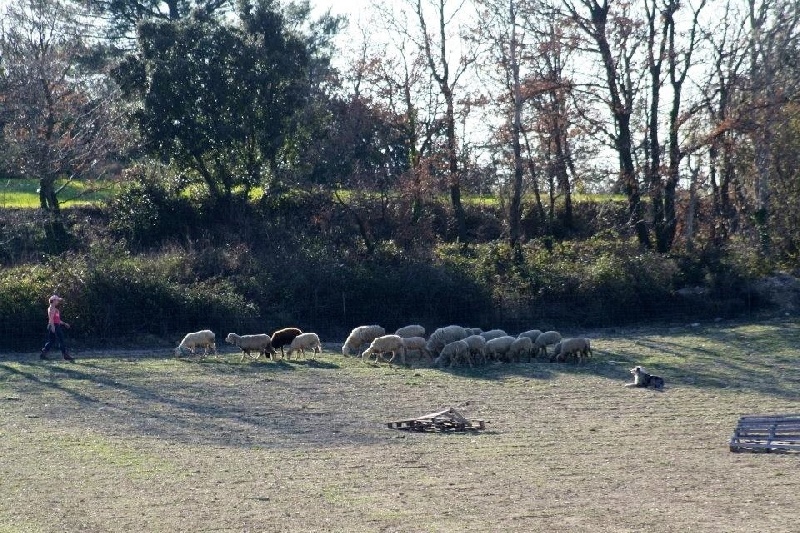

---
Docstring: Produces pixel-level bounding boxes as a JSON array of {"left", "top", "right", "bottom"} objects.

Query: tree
[
  {"left": 0, "top": 0, "right": 123, "bottom": 214},
  {"left": 335, "top": 4, "right": 450, "bottom": 235},
  {"left": 474, "top": 0, "right": 527, "bottom": 249},
  {"left": 744, "top": 0, "right": 800, "bottom": 255},
  {"left": 412, "top": 0, "right": 477, "bottom": 244},
  {"left": 564, "top": 0, "right": 651, "bottom": 249},
  {"left": 697, "top": 0, "right": 749, "bottom": 248},
  {"left": 85, "top": 0, "right": 232, "bottom": 43},
  {"left": 643, "top": 0, "right": 706, "bottom": 253},
  {"left": 113, "top": 0, "right": 311, "bottom": 202}
]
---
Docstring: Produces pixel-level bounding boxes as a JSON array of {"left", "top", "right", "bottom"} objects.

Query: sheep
[
  {"left": 480, "top": 329, "right": 508, "bottom": 342},
  {"left": 508, "top": 336, "right": 535, "bottom": 363},
  {"left": 518, "top": 329, "right": 543, "bottom": 342},
  {"left": 434, "top": 339, "right": 472, "bottom": 368},
  {"left": 361, "top": 334, "right": 406, "bottom": 365},
  {"left": 342, "top": 325, "right": 386, "bottom": 356},
  {"left": 534, "top": 330, "right": 562, "bottom": 358},
  {"left": 270, "top": 327, "right": 302, "bottom": 358},
  {"left": 484, "top": 335, "right": 516, "bottom": 363},
  {"left": 286, "top": 332, "right": 322, "bottom": 359},
  {"left": 463, "top": 334, "right": 487, "bottom": 365},
  {"left": 175, "top": 330, "right": 216, "bottom": 357},
  {"left": 551, "top": 337, "right": 592, "bottom": 363},
  {"left": 400, "top": 336, "right": 433, "bottom": 364},
  {"left": 425, "top": 325, "right": 469, "bottom": 356},
  {"left": 224, "top": 332, "right": 275, "bottom": 361},
  {"left": 394, "top": 324, "right": 426, "bottom": 338},
  {"left": 464, "top": 327, "right": 483, "bottom": 336}
]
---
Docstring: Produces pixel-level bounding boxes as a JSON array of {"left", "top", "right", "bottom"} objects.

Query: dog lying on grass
[{"left": 625, "top": 366, "right": 665, "bottom": 390}]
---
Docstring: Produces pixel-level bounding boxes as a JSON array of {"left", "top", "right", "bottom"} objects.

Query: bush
[{"left": 108, "top": 165, "right": 197, "bottom": 249}]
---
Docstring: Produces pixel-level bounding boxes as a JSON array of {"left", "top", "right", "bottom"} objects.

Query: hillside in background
[{"left": 2, "top": 190, "right": 792, "bottom": 352}]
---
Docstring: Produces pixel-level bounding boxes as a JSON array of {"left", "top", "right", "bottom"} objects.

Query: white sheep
[
  {"left": 484, "top": 335, "right": 516, "bottom": 362},
  {"left": 400, "top": 336, "right": 432, "bottom": 364},
  {"left": 551, "top": 337, "right": 592, "bottom": 363},
  {"left": 480, "top": 329, "right": 508, "bottom": 342},
  {"left": 224, "top": 332, "right": 275, "bottom": 361},
  {"left": 426, "top": 325, "right": 469, "bottom": 356},
  {"left": 508, "top": 336, "right": 534, "bottom": 363},
  {"left": 518, "top": 329, "right": 542, "bottom": 342},
  {"left": 534, "top": 330, "right": 562, "bottom": 358},
  {"left": 463, "top": 334, "right": 487, "bottom": 365},
  {"left": 286, "top": 332, "right": 322, "bottom": 359},
  {"left": 394, "top": 324, "right": 426, "bottom": 338},
  {"left": 342, "top": 325, "right": 385, "bottom": 356},
  {"left": 434, "top": 339, "right": 472, "bottom": 368},
  {"left": 175, "top": 329, "right": 216, "bottom": 357},
  {"left": 361, "top": 334, "right": 406, "bottom": 365}
]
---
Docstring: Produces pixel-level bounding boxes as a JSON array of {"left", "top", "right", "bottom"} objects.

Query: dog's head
[{"left": 630, "top": 366, "right": 645, "bottom": 376}]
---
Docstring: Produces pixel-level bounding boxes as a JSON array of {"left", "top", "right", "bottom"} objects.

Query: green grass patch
[{"left": 0, "top": 178, "right": 118, "bottom": 208}]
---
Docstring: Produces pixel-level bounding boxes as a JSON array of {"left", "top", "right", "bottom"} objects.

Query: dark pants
[{"left": 42, "top": 324, "right": 68, "bottom": 356}]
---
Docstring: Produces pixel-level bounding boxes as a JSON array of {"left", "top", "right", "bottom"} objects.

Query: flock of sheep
[
  {"left": 174, "top": 327, "right": 321, "bottom": 361},
  {"left": 174, "top": 323, "right": 592, "bottom": 368},
  {"left": 344, "top": 324, "right": 592, "bottom": 368}
]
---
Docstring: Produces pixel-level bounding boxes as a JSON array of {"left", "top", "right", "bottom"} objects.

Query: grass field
[
  {"left": 1, "top": 318, "right": 799, "bottom": 532},
  {"left": 0, "top": 179, "right": 116, "bottom": 208}
]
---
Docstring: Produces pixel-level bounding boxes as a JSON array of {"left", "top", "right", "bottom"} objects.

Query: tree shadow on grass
[{"left": 0, "top": 357, "right": 386, "bottom": 451}]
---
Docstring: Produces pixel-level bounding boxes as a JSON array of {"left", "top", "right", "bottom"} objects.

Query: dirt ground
[{"left": 1, "top": 321, "right": 800, "bottom": 532}]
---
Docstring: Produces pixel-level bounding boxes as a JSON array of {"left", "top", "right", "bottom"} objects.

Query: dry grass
[{"left": 1, "top": 318, "right": 799, "bottom": 532}]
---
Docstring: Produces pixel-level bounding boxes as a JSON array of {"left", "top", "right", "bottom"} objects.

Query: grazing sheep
[
  {"left": 394, "top": 324, "right": 426, "bottom": 338},
  {"left": 534, "top": 330, "right": 562, "bottom": 358},
  {"left": 551, "top": 337, "right": 592, "bottom": 363},
  {"left": 426, "top": 325, "right": 469, "bottom": 356},
  {"left": 342, "top": 325, "right": 386, "bottom": 356},
  {"left": 270, "top": 327, "right": 302, "bottom": 358},
  {"left": 175, "top": 330, "right": 216, "bottom": 357},
  {"left": 400, "top": 336, "right": 432, "bottom": 364},
  {"left": 361, "top": 334, "right": 406, "bottom": 365},
  {"left": 434, "top": 339, "right": 472, "bottom": 368},
  {"left": 480, "top": 329, "right": 508, "bottom": 342},
  {"left": 508, "top": 336, "right": 535, "bottom": 363},
  {"left": 224, "top": 332, "right": 275, "bottom": 361},
  {"left": 463, "top": 334, "right": 487, "bottom": 365},
  {"left": 518, "top": 329, "right": 542, "bottom": 342},
  {"left": 286, "top": 332, "right": 322, "bottom": 359},
  {"left": 484, "top": 335, "right": 516, "bottom": 362}
]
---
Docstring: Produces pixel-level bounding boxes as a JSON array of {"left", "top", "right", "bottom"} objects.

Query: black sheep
[{"left": 270, "top": 327, "right": 302, "bottom": 358}]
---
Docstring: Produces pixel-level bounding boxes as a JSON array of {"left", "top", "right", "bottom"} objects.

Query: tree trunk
[
  {"left": 509, "top": 1, "right": 524, "bottom": 249},
  {"left": 38, "top": 177, "right": 60, "bottom": 213}
]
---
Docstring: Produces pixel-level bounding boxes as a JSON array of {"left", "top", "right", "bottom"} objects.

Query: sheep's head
[
  {"left": 225, "top": 333, "right": 237, "bottom": 344},
  {"left": 175, "top": 345, "right": 192, "bottom": 357}
]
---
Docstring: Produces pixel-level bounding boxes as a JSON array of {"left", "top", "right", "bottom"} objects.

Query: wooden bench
[{"left": 729, "top": 414, "right": 800, "bottom": 453}]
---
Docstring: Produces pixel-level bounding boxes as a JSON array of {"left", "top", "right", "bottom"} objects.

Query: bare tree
[
  {"left": 643, "top": 0, "right": 707, "bottom": 253},
  {"left": 745, "top": 0, "right": 800, "bottom": 254},
  {"left": 411, "top": 0, "right": 478, "bottom": 244},
  {"left": 563, "top": 0, "right": 652, "bottom": 248},
  {"left": 0, "top": 0, "right": 123, "bottom": 214},
  {"left": 473, "top": 0, "right": 528, "bottom": 248}
]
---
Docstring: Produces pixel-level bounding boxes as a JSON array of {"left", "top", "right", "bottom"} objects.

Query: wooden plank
[
  {"left": 729, "top": 414, "right": 800, "bottom": 453},
  {"left": 388, "top": 407, "right": 485, "bottom": 432}
]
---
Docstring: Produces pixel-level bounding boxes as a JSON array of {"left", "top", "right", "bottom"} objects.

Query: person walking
[{"left": 40, "top": 294, "right": 75, "bottom": 362}]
